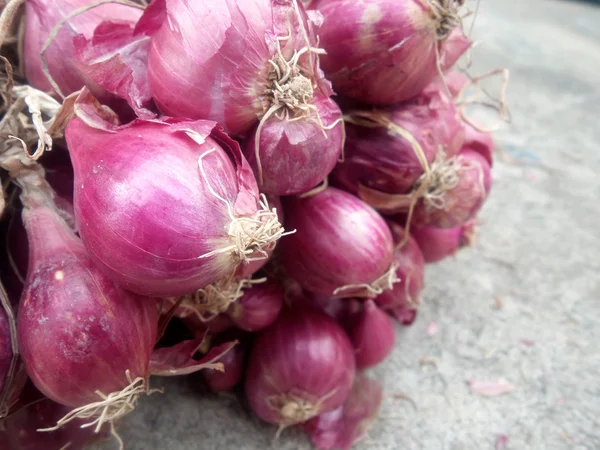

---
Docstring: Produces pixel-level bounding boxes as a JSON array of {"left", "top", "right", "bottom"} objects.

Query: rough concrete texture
[{"left": 94, "top": 1, "right": 600, "bottom": 449}]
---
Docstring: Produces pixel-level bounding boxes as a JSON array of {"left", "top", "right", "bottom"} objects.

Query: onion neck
[
  {"left": 429, "top": 0, "right": 464, "bottom": 40},
  {"left": 415, "top": 150, "right": 460, "bottom": 209}
]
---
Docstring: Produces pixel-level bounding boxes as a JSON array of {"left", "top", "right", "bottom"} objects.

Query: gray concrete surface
[{"left": 95, "top": 1, "right": 600, "bottom": 448}]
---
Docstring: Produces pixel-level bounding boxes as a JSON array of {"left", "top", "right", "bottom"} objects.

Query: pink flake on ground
[
  {"left": 427, "top": 321, "right": 438, "bottom": 336},
  {"left": 496, "top": 434, "right": 509, "bottom": 450},
  {"left": 468, "top": 379, "right": 515, "bottom": 396}
]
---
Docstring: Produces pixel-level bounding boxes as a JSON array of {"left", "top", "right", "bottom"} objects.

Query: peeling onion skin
[
  {"left": 314, "top": 0, "right": 470, "bottom": 105},
  {"left": 24, "top": 0, "right": 141, "bottom": 97},
  {"left": 245, "top": 307, "right": 356, "bottom": 426},
  {"left": 279, "top": 187, "right": 394, "bottom": 297},
  {"left": 66, "top": 117, "right": 273, "bottom": 297},
  {"left": 17, "top": 205, "right": 157, "bottom": 408}
]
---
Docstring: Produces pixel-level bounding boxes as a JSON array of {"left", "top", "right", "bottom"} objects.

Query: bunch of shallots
[{"left": 0, "top": 0, "right": 500, "bottom": 448}]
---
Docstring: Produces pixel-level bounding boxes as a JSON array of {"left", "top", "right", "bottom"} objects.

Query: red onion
[
  {"left": 202, "top": 331, "right": 249, "bottom": 392},
  {"left": 245, "top": 306, "right": 355, "bottom": 426},
  {"left": 375, "top": 223, "right": 425, "bottom": 318},
  {"left": 65, "top": 109, "right": 285, "bottom": 297},
  {"left": 146, "top": 0, "right": 343, "bottom": 194},
  {"left": 1, "top": 397, "right": 111, "bottom": 449},
  {"left": 279, "top": 187, "right": 396, "bottom": 298},
  {"left": 241, "top": 93, "right": 344, "bottom": 195},
  {"left": 227, "top": 279, "right": 283, "bottom": 332},
  {"left": 314, "top": 0, "right": 470, "bottom": 105},
  {"left": 17, "top": 194, "right": 158, "bottom": 428},
  {"left": 300, "top": 372, "right": 384, "bottom": 450},
  {"left": 333, "top": 84, "right": 464, "bottom": 209},
  {"left": 412, "top": 148, "right": 492, "bottom": 228},
  {"left": 347, "top": 300, "right": 396, "bottom": 369},
  {"left": 24, "top": 0, "right": 142, "bottom": 97},
  {"left": 411, "top": 220, "right": 476, "bottom": 263}
]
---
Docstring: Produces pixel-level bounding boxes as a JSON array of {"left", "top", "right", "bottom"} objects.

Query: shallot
[
  {"left": 245, "top": 306, "right": 355, "bottom": 426},
  {"left": 279, "top": 187, "right": 396, "bottom": 298},
  {"left": 65, "top": 108, "right": 284, "bottom": 297},
  {"left": 315, "top": 0, "right": 470, "bottom": 105}
]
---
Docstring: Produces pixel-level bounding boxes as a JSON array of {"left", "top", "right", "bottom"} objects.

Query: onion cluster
[{"left": 0, "top": 0, "right": 499, "bottom": 448}]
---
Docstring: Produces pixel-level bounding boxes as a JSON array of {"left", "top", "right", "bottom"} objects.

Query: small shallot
[
  {"left": 279, "top": 187, "right": 396, "bottom": 298},
  {"left": 245, "top": 306, "right": 355, "bottom": 426}
]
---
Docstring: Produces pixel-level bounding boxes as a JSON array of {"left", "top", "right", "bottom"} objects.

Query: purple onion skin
[
  {"left": 203, "top": 338, "right": 248, "bottom": 393},
  {"left": 242, "top": 95, "right": 344, "bottom": 195},
  {"left": 332, "top": 85, "right": 464, "bottom": 199},
  {"left": 375, "top": 227, "right": 424, "bottom": 313},
  {"left": 279, "top": 187, "right": 394, "bottom": 297},
  {"left": 348, "top": 300, "right": 396, "bottom": 369},
  {"left": 413, "top": 149, "right": 492, "bottom": 229},
  {"left": 24, "top": 0, "right": 141, "bottom": 97},
  {"left": 227, "top": 280, "right": 284, "bottom": 332},
  {"left": 66, "top": 118, "right": 264, "bottom": 297},
  {"left": 315, "top": 0, "right": 470, "bottom": 105},
  {"left": 181, "top": 313, "right": 236, "bottom": 337},
  {"left": 17, "top": 205, "right": 158, "bottom": 408},
  {"left": 245, "top": 307, "right": 356, "bottom": 426},
  {"left": 2, "top": 397, "right": 110, "bottom": 450}
]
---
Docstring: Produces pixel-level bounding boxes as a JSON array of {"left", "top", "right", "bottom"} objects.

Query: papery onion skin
[
  {"left": 66, "top": 116, "right": 277, "bottom": 297},
  {"left": 245, "top": 306, "right": 356, "bottom": 426},
  {"left": 314, "top": 0, "right": 470, "bottom": 105},
  {"left": 24, "top": 0, "right": 141, "bottom": 96},
  {"left": 279, "top": 187, "right": 394, "bottom": 297},
  {"left": 17, "top": 205, "right": 157, "bottom": 408},
  {"left": 375, "top": 224, "right": 425, "bottom": 315},
  {"left": 242, "top": 94, "right": 344, "bottom": 195},
  {"left": 411, "top": 220, "right": 476, "bottom": 263},
  {"left": 348, "top": 300, "right": 396, "bottom": 369},
  {"left": 227, "top": 280, "right": 284, "bottom": 332},
  {"left": 332, "top": 84, "right": 464, "bottom": 200},
  {"left": 413, "top": 148, "right": 492, "bottom": 229},
  {"left": 203, "top": 332, "right": 249, "bottom": 393}
]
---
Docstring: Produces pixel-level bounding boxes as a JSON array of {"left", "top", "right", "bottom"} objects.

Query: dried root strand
[
  {"left": 197, "top": 150, "right": 292, "bottom": 264},
  {"left": 428, "top": 0, "right": 465, "bottom": 41},
  {"left": 267, "top": 387, "right": 339, "bottom": 429},
  {"left": 455, "top": 67, "right": 511, "bottom": 132},
  {"left": 333, "top": 262, "right": 400, "bottom": 298},
  {"left": 38, "top": 370, "right": 160, "bottom": 434},
  {"left": 178, "top": 276, "right": 267, "bottom": 322}
]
